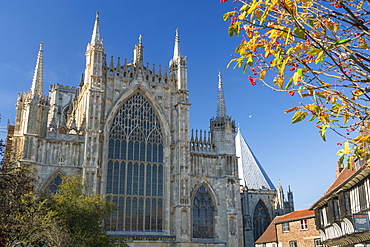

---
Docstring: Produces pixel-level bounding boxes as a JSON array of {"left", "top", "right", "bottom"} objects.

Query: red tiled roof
[
  {"left": 255, "top": 216, "right": 283, "bottom": 244},
  {"left": 324, "top": 167, "right": 357, "bottom": 195},
  {"left": 275, "top": 209, "right": 315, "bottom": 224}
]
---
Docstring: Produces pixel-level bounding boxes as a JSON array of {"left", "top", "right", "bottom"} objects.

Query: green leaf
[
  {"left": 235, "top": 44, "right": 244, "bottom": 53},
  {"left": 315, "top": 50, "right": 324, "bottom": 64},
  {"left": 346, "top": 156, "right": 353, "bottom": 169},
  {"left": 247, "top": 56, "right": 254, "bottom": 66},
  {"left": 276, "top": 50, "right": 282, "bottom": 65},
  {"left": 285, "top": 78, "right": 293, "bottom": 90},
  {"left": 309, "top": 114, "right": 317, "bottom": 121},
  {"left": 307, "top": 49, "right": 321, "bottom": 55},
  {"left": 291, "top": 110, "right": 307, "bottom": 123},
  {"left": 297, "top": 68, "right": 304, "bottom": 77},
  {"left": 311, "top": 104, "right": 320, "bottom": 113},
  {"left": 293, "top": 27, "right": 305, "bottom": 39},
  {"left": 339, "top": 154, "right": 345, "bottom": 165},
  {"left": 307, "top": 19, "right": 314, "bottom": 26},
  {"left": 320, "top": 125, "right": 327, "bottom": 141},
  {"left": 223, "top": 12, "right": 234, "bottom": 21},
  {"left": 335, "top": 38, "right": 351, "bottom": 45}
]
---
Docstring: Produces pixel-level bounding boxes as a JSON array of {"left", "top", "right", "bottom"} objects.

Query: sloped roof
[
  {"left": 235, "top": 129, "right": 276, "bottom": 189},
  {"left": 310, "top": 166, "right": 359, "bottom": 209},
  {"left": 275, "top": 209, "right": 315, "bottom": 224},
  {"left": 255, "top": 216, "right": 283, "bottom": 244},
  {"left": 324, "top": 167, "right": 357, "bottom": 195}
]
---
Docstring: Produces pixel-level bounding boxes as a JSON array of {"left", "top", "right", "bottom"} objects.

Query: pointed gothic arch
[
  {"left": 104, "top": 89, "right": 167, "bottom": 232},
  {"left": 105, "top": 85, "right": 170, "bottom": 137},
  {"left": 40, "top": 168, "right": 66, "bottom": 193},
  {"left": 253, "top": 200, "right": 271, "bottom": 241},
  {"left": 191, "top": 181, "right": 216, "bottom": 239}
]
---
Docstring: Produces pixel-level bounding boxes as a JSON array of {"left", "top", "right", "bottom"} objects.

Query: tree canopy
[
  {"left": 0, "top": 161, "right": 70, "bottom": 247},
  {"left": 0, "top": 160, "right": 126, "bottom": 247},
  {"left": 49, "top": 176, "right": 123, "bottom": 247},
  {"left": 221, "top": 0, "right": 370, "bottom": 167}
]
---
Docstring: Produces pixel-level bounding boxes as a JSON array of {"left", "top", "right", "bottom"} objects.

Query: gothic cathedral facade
[{"left": 7, "top": 13, "right": 244, "bottom": 246}]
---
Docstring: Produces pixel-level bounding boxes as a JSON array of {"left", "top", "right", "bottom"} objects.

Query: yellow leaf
[
  {"left": 280, "top": 59, "right": 288, "bottom": 76},
  {"left": 330, "top": 96, "right": 337, "bottom": 104},
  {"left": 239, "top": 11, "right": 247, "bottom": 20},
  {"left": 352, "top": 135, "right": 370, "bottom": 143},
  {"left": 260, "top": 70, "right": 267, "bottom": 79},
  {"left": 284, "top": 0, "right": 296, "bottom": 15},
  {"left": 333, "top": 23, "right": 338, "bottom": 34},
  {"left": 247, "top": 0, "right": 260, "bottom": 15},
  {"left": 315, "top": 50, "right": 324, "bottom": 63},
  {"left": 353, "top": 89, "right": 364, "bottom": 98},
  {"left": 336, "top": 141, "right": 351, "bottom": 156},
  {"left": 292, "top": 70, "right": 302, "bottom": 84},
  {"left": 256, "top": 9, "right": 262, "bottom": 20},
  {"left": 344, "top": 114, "right": 349, "bottom": 125}
]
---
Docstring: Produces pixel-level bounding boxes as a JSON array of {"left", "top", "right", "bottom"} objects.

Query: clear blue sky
[{"left": 0, "top": 0, "right": 341, "bottom": 210}]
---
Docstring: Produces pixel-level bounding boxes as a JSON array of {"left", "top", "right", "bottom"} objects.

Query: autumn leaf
[
  {"left": 291, "top": 110, "right": 308, "bottom": 123},
  {"left": 284, "top": 106, "right": 299, "bottom": 113}
]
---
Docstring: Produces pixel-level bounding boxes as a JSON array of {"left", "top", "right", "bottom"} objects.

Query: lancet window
[
  {"left": 105, "top": 92, "right": 164, "bottom": 231},
  {"left": 253, "top": 200, "right": 270, "bottom": 241},
  {"left": 48, "top": 175, "right": 62, "bottom": 193},
  {"left": 193, "top": 185, "right": 214, "bottom": 238}
]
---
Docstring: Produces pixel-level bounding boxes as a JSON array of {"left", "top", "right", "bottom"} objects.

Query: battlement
[
  {"left": 50, "top": 83, "right": 78, "bottom": 93},
  {"left": 190, "top": 129, "right": 215, "bottom": 153},
  {"left": 104, "top": 56, "right": 171, "bottom": 85}
]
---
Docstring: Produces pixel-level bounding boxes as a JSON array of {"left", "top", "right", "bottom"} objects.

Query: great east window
[{"left": 105, "top": 92, "right": 164, "bottom": 231}]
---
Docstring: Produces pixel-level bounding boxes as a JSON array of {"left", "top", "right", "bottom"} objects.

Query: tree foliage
[
  {"left": 49, "top": 176, "right": 124, "bottom": 247},
  {"left": 0, "top": 163, "right": 126, "bottom": 246},
  {"left": 221, "top": 0, "right": 370, "bottom": 167},
  {"left": 0, "top": 161, "right": 70, "bottom": 247}
]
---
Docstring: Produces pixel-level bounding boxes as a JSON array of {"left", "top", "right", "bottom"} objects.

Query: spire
[
  {"left": 134, "top": 35, "right": 144, "bottom": 66},
  {"left": 217, "top": 72, "right": 227, "bottom": 118},
  {"left": 30, "top": 42, "right": 44, "bottom": 96},
  {"left": 90, "top": 11, "right": 102, "bottom": 46},
  {"left": 173, "top": 29, "right": 181, "bottom": 59}
]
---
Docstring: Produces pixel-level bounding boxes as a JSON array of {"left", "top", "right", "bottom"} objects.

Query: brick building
[{"left": 255, "top": 209, "right": 322, "bottom": 247}]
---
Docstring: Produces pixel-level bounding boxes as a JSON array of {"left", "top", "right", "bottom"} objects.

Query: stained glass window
[
  {"left": 253, "top": 200, "right": 270, "bottom": 241},
  {"left": 106, "top": 92, "right": 164, "bottom": 231},
  {"left": 193, "top": 185, "right": 214, "bottom": 238},
  {"left": 48, "top": 175, "right": 62, "bottom": 193}
]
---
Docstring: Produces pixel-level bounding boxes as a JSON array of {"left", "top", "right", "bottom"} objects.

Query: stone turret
[
  {"left": 84, "top": 11, "right": 104, "bottom": 89},
  {"left": 14, "top": 42, "right": 49, "bottom": 137},
  {"left": 169, "top": 29, "right": 188, "bottom": 91},
  {"left": 81, "top": 12, "right": 105, "bottom": 193},
  {"left": 133, "top": 35, "right": 144, "bottom": 66},
  {"left": 210, "top": 72, "right": 236, "bottom": 155}
]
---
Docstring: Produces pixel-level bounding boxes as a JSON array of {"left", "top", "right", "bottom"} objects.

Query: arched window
[
  {"left": 106, "top": 92, "right": 164, "bottom": 232},
  {"left": 253, "top": 200, "right": 271, "bottom": 241},
  {"left": 48, "top": 175, "right": 62, "bottom": 193},
  {"left": 193, "top": 185, "right": 214, "bottom": 238}
]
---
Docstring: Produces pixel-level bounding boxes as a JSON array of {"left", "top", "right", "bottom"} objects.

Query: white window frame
[
  {"left": 314, "top": 238, "right": 323, "bottom": 247},
  {"left": 282, "top": 222, "right": 290, "bottom": 232},
  {"left": 289, "top": 240, "right": 297, "bottom": 247},
  {"left": 300, "top": 219, "right": 309, "bottom": 230}
]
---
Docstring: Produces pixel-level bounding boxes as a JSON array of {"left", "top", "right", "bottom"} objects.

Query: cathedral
[{"left": 6, "top": 13, "right": 294, "bottom": 246}]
